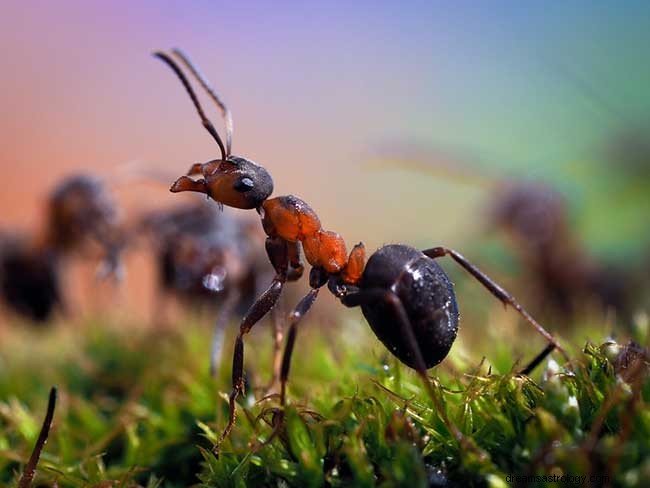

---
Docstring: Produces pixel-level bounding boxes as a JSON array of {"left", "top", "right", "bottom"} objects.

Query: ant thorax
[{"left": 260, "top": 195, "right": 365, "bottom": 284}]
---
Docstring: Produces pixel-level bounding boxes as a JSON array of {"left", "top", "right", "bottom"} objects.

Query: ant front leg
[
  {"left": 422, "top": 246, "right": 569, "bottom": 370},
  {"left": 214, "top": 236, "right": 290, "bottom": 454}
]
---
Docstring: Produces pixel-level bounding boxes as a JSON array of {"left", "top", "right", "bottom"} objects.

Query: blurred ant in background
[
  {"left": 487, "top": 181, "right": 635, "bottom": 320},
  {"left": 376, "top": 142, "right": 644, "bottom": 324},
  {"left": 0, "top": 174, "right": 124, "bottom": 323},
  {"left": 138, "top": 199, "right": 284, "bottom": 380},
  {"left": 153, "top": 48, "right": 566, "bottom": 452}
]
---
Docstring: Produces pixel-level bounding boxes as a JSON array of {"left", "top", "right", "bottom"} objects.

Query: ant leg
[
  {"left": 213, "top": 237, "right": 289, "bottom": 454},
  {"left": 209, "top": 289, "right": 241, "bottom": 377},
  {"left": 422, "top": 246, "right": 569, "bottom": 367},
  {"left": 257, "top": 282, "right": 322, "bottom": 449},
  {"left": 279, "top": 287, "right": 321, "bottom": 406},
  {"left": 342, "top": 289, "right": 467, "bottom": 444},
  {"left": 286, "top": 241, "right": 304, "bottom": 282},
  {"left": 519, "top": 343, "right": 555, "bottom": 376}
]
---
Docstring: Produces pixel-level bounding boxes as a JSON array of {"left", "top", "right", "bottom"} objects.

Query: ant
[
  {"left": 0, "top": 175, "right": 123, "bottom": 322},
  {"left": 377, "top": 142, "right": 642, "bottom": 322},
  {"left": 487, "top": 181, "right": 633, "bottom": 320},
  {"left": 139, "top": 199, "right": 283, "bottom": 378},
  {"left": 153, "top": 48, "right": 568, "bottom": 452}
]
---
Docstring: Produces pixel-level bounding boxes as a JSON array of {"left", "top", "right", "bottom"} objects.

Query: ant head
[
  {"left": 211, "top": 156, "right": 274, "bottom": 209},
  {"left": 171, "top": 156, "right": 273, "bottom": 210},
  {"left": 155, "top": 50, "right": 273, "bottom": 210}
]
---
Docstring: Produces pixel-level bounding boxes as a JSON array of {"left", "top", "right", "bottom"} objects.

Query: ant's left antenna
[
  {"left": 153, "top": 51, "right": 227, "bottom": 161},
  {"left": 172, "top": 48, "right": 234, "bottom": 157}
]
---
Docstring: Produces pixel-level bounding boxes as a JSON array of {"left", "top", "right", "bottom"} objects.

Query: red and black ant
[
  {"left": 153, "top": 49, "right": 567, "bottom": 452},
  {"left": 0, "top": 175, "right": 123, "bottom": 323}
]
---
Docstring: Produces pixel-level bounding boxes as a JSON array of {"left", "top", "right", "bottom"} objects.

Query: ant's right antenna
[
  {"left": 172, "top": 48, "right": 234, "bottom": 157},
  {"left": 153, "top": 51, "right": 227, "bottom": 162}
]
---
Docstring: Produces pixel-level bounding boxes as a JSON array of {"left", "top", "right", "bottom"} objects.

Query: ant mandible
[{"left": 153, "top": 49, "right": 568, "bottom": 453}]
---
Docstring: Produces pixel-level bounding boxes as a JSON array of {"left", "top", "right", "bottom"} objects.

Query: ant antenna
[
  {"left": 172, "top": 48, "right": 234, "bottom": 157},
  {"left": 153, "top": 51, "right": 227, "bottom": 161}
]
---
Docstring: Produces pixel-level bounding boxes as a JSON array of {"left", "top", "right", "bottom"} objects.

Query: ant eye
[{"left": 233, "top": 177, "right": 254, "bottom": 192}]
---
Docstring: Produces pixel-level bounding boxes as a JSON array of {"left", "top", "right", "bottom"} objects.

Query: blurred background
[{"left": 1, "top": 0, "right": 649, "bottom": 330}]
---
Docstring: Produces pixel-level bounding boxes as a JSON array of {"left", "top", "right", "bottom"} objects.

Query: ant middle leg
[
  {"left": 422, "top": 246, "right": 569, "bottom": 369},
  {"left": 257, "top": 268, "right": 326, "bottom": 448},
  {"left": 279, "top": 286, "right": 322, "bottom": 406},
  {"left": 279, "top": 267, "right": 328, "bottom": 405},
  {"left": 213, "top": 237, "right": 290, "bottom": 454}
]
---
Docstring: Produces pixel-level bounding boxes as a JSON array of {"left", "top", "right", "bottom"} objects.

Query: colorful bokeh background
[{"left": 1, "top": 0, "right": 649, "bottom": 319}]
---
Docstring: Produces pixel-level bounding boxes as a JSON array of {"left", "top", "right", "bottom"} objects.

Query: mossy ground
[{"left": 0, "top": 311, "right": 648, "bottom": 487}]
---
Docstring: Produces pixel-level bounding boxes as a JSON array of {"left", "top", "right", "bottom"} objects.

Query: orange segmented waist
[{"left": 262, "top": 195, "right": 365, "bottom": 281}]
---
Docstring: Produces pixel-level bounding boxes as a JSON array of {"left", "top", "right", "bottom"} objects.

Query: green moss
[{"left": 0, "top": 317, "right": 648, "bottom": 487}]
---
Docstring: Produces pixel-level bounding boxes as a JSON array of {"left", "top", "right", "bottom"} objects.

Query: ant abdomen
[{"left": 360, "top": 244, "right": 459, "bottom": 369}]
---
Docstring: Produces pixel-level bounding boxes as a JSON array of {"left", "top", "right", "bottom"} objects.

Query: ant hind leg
[{"left": 422, "top": 246, "right": 569, "bottom": 369}]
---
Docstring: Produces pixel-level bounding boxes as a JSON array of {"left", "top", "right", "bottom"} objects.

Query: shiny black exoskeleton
[{"left": 356, "top": 245, "right": 459, "bottom": 369}]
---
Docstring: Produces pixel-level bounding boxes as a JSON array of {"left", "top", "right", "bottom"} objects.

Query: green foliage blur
[{"left": 0, "top": 313, "right": 648, "bottom": 487}]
